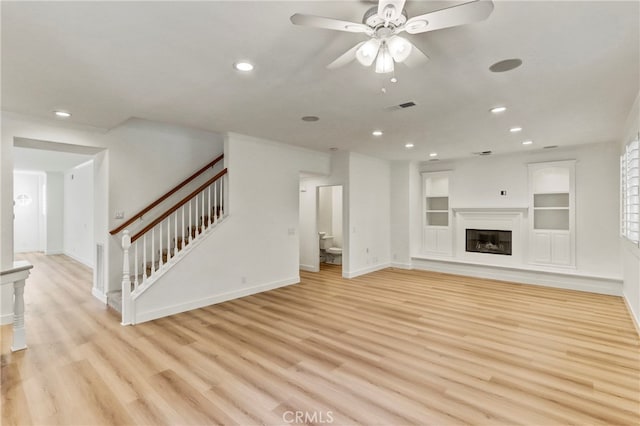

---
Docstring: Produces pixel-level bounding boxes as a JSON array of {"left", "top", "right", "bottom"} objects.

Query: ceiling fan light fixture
[
  {"left": 387, "top": 36, "right": 412, "bottom": 63},
  {"left": 356, "top": 39, "right": 381, "bottom": 66},
  {"left": 375, "top": 43, "right": 394, "bottom": 74}
]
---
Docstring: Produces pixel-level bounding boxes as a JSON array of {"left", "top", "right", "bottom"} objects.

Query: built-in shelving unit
[
  {"left": 422, "top": 171, "right": 452, "bottom": 255},
  {"left": 528, "top": 161, "right": 575, "bottom": 267}
]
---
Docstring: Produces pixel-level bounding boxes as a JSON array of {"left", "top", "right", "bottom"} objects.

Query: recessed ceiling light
[
  {"left": 490, "top": 106, "right": 507, "bottom": 114},
  {"left": 301, "top": 116, "right": 319, "bottom": 122},
  {"left": 405, "top": 143, "right": 414, "bottom": 149},
  {"left": 233, "top": 61, "right": 254, "bottom": 71},
  {"left": 372, "top": 130, "right": 383, "bottom": 136},
  {"left": 390, "top": 77, "right": 398, "bottom": 83},
  {"left": 522, "top": 140, "right": 533, "bottom": 145},
  {"left": 429, "top": 152, "right": 438, "bottom": 157},
  {"left": 54, "top": 111, "right": 71, "bottom": 118},
  {"left": 510, "top": 127, "right": 523, "bottom": 133}
]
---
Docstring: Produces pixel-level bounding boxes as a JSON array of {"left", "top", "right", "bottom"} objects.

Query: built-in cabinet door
[
  {"left": 436, "top": 228, "right": 452, "bottom": 254},
  {"left": 551, "top": 232, "right": 571, "bottom": 265},
  {"left": 424, "top": 228, "right": 438, "bottom": 252},
  {"left": 424, "top": 227, "right": 451, "bottom": 255},
  {"left": 532, "top": 231, "right": 552, "bottom": 264}
]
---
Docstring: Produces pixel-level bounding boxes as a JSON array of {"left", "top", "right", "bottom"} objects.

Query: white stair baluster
[
  {"left": 213, "top": 180, "right": 218, "bottom": 224},
  {"left": 159, "top": 220, "right": 163, "bottom": 268},
  {"left": 167, "top": 212, "right": 178, "bottom": 260},
  {"left": 181, "top": 206, "right": 185, "bottom": 250},
  {"left": 151, "top": 228, "right": 155, "bottom": 276},
  {"left": 167, "top": 215, "right": 171, "bottom": 262},
  {"left": 143, "top": 234, "right": 147, "bottom": 283},
  {"left": 134, "top": 241, "right": 139, "bottom": 291},
  {"left": 201, "top": 190, "right": 205, "bottom": 230},
  {"left": 208, "top": 185, "right": 212, "bottom": 227},
  {"left": 174, "top": 212, "right": 178, "bottom": 254},
  {"left": 195, "top": 195, "right": 199, "bottom": 239},
  {"left": 188, "top": 200, "right": 192, "bottom": 242}
]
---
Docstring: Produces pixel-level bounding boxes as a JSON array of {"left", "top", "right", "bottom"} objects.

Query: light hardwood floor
[{"left": 2, "top": 253, "right": 639, "bottom": 425}]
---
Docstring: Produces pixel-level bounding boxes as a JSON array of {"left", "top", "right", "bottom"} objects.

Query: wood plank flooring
[{"left": 2, "top": 252, "right": 639, "bottom": 425}]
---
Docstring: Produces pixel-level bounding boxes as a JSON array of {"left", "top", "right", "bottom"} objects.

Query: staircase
[
  {"left": 107, "top": 207, "right": 225, "bottom": 314},
  {"left": 107, "top": 155, "right": 228, "bottom": 324}
]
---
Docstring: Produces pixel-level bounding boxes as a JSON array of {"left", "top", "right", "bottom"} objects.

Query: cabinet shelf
[
  {"left": 533, "top": 207, "right": 569, "bottom": 211},
  {"left": 426, "top": 209, "right": 448, "bottom": 213}
]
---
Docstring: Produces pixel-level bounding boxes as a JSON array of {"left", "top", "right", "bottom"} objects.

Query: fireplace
[{"left": 466, "top": 229, "right": 512, "bottom": 256}]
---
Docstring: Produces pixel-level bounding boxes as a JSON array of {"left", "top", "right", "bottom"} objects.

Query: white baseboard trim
[
  {"left": 344, "top": 262, "right": 391, "bottom": 279},
  {"left": 623, "top": 293, "right": 640, "bottom": 337},
  {"left": 300, "top": 264, "right": 319, "bottom": 272},
  {"left": 412, "top": 258, "right": 623, "bottom": 296},
  {"left": 63, "top": 251, "right": 94, "bottom": 269},
  {"left": 390, "top": 262, "right": 413, "bottom": 270},
  {"left": 0, "top": 312, "right": 13, "bottom": 326},
  {"left": 91, "top": 287, "right": 107, "bottom": 304},
  {"left": 133, "top": 276, "right": 300, "bottom": 325}
]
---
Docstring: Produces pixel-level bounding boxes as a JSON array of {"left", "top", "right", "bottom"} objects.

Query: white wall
[
  {"left": 317, "top": 185, "right": 343, "bottom": 248},
  {"left": 133, "top": 133, "right": 330, "bottom": 323},
  {"left": 13, "top": 171, "right": 45, "bottom": 252},
  {"left": 620, "top": 92, "right": 640, "bottom": 330},
  {"left": 390, "top": 161, "right": 412, "bottom": 268},
  {"left": 347, "top": 152, "right": 391, "bottom": 277},
  {"left": 64, "top": 160, "right": 94, "bottom": 267},
  {"left": 416, "top": 142, "right": 621, "bottom": 280},
  {"left": 331, "top": 186, "right": 343, "bottom": 248},
  {"left": 45, "top": 172, "right": 64, "bottom": 254}
]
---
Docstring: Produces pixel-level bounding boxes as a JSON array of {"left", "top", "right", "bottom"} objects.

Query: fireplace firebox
[{"left": 466, "top": 229, "right": 512, "bottom": 256}]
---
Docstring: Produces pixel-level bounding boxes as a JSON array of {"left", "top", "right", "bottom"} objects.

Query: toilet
[{"left": 319, "top": 232, "right": 342, "bottom": 265}]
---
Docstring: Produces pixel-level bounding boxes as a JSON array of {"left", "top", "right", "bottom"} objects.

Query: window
[{"left": 621, "top": 137, "right": 640, "bottom": 243}]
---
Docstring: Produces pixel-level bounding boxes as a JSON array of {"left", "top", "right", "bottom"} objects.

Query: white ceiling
[{"left": 2, "top": 1, "right": 638, "bottom": 161}]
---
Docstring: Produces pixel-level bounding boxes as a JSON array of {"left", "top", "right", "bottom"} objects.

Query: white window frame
[{"left": 621, "top": 136, "right": 640, "bottom": 244}]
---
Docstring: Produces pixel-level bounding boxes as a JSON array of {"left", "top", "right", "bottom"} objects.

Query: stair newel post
[
  {"left": 220, "top": 175, "right": 225, "bottom": 217},
  {"left": 121, "top": 230, "right": 132, "bottom": 325},
  {"left": 11, "top": 279, "right": 27, "bottom": 351},
  {"left": 208, "top": 185, "right": 212, "bottom": 227}
]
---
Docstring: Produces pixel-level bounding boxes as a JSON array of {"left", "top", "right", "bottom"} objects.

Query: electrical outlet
[
  {"left": 241, "top": 276, "right": 247, "bottom": 284},
  {"left": 288, "top": 227, "right": 296, "bottom": 236},
  {"left": 115, "top": 211, "right": 125, "bottom": 219}
]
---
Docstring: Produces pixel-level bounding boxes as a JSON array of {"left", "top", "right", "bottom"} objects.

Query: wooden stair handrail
[
  {"left": 131, "top": 168, "right": 227, "bottom": 243},
  {"left": 110, "top": 154, "right": 224, "bottom": 235}
]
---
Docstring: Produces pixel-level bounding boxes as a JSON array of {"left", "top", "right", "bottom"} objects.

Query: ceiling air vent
[
  {"left": 473, "top": 150, "right": 493, "bottom": 156},
  {"left": 543, "top": 145, "right": 559, "bottom": 149},
  {"left": 384, "top": 101, "right": 417, "bottom": 112}
]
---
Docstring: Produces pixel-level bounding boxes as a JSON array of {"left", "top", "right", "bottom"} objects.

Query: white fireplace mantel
[{"left": 452, "top": 207, "right": 529, "bottom": 215}]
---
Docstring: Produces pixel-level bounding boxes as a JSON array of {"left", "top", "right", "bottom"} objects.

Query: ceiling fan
[{"left": 290, "top": 0, "right": 494, "bottom": 74}]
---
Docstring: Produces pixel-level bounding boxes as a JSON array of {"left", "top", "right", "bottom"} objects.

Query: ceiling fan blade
[
  {"left": 404, "top": 0, "right": 494, "bottom": 34},
  {"left": 327, "top": 42, "right": 365, "bottom": 69},
  {"left": 402, "top": 41, "right": 430, "bottom": 67},
  {"left": 377, "top": 0, "right": 406, "bottom": 22},
  {"left": 290, "top": 14, "right": 373, "bottom": 34}
]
